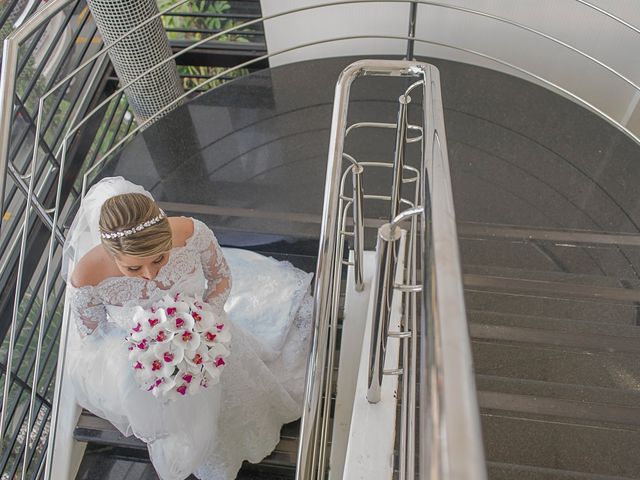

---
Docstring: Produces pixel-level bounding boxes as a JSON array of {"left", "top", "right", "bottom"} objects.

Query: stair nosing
[
  {"left": 470, "top": 323, "right": 640, "bottom": 353},
  {"left": 479, "top": 390, "right": 640, "bottom": 428},
  {"left": 487, "top": 460, "right": 639, "bottom": 480}
]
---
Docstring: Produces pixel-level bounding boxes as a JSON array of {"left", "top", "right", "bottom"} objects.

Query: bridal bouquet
[{"left": 125, "top": 293, "right": 231, "bottom": 399}]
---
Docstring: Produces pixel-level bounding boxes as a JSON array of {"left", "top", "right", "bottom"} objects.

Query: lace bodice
[{"left": 68, "top": 219, "right": 231, "bottom": 336}]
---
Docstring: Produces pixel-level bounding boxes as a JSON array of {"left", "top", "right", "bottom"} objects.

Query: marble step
[
  {"left": 469, "top": 312, "right": 640, "bottom": 354},
  {"left": 464, "top": 289, "right": 639, "bottom": 326},
  {"left": 487, "top": 461, "right": 638, "bottom": 480},
  {"left": 476, "top": 375, "right": 640, "bottom": 411},
  {"left": 464, "top": 264, "right": 640, "bottom": 290},
  {"left": 75, "top": 412, "right": 301, "bottom": 455},
  {"left": 471, "top": 339, "right": 640, "bottom": 391},
  {"left": 478, "top": 388, "right": 640, "bottom": 430},
  {"left": 468, "top": 310, "right": 640, "bottom": 343},
  {"left": 458, "top": 235, "right": 640, "bottom": 284},
  {"left": 481, "top": 413, "right": 640, "bottom": 478}
]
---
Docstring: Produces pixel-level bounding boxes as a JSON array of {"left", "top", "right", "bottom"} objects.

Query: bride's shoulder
[
  {"left": 168, "top": 216, "right": 196, "bottom": 247},
  {"left": 169, "top": 217, "right": 215, "bottom": 250},
  {"left": 70, "top": 246, "right": 119, "bottom": 288}
]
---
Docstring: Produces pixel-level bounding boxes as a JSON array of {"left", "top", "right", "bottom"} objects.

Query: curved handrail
[
  {"left": 78, "top": 29, "right": 640, "bottom": 198},
  {"left": 574, "top": 0, "right": 640, "bottom": 35},
  {"left": 3, "top": 0, "right": 640, "bottom": 201},
  {"left": 68, "top": 0, "right": 640, "bottom": 189},
  {"left": 0, "top": 0, "right": 75, "bottom": 219}
]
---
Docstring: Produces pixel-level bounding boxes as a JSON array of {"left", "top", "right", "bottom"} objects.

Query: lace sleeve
[
  {"left": 191, "top": 219, "right": 231, "bottom": 310},
  {"left": 67, "top": 285, "right": 108, "bottom": 337}
]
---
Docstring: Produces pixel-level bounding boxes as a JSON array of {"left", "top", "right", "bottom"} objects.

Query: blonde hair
[{"left": 99, "top": 193, "right": 172, "bottom": 257}]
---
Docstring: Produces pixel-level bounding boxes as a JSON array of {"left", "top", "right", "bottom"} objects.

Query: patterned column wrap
[{"left": 87, "top": 0, "right": 183, "bottom": 124}]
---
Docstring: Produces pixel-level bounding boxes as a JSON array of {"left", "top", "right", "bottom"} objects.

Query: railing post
[
  {"left": 367, "top": 222, "right": 402, "bottom": 404},
  {"left": 367, "top": 206, "right": 424, "bottom": 404},
  {"left": 406, "top": 1, "right": 418, "bottom": 60},
  {"left": 352, "top": 163, "right": 365, "bottom": 291},
  {"left": 0, "top": 0, "right": 75, "bottom": 234},
  {"left": 390, "top": 94, "right": 410, "bottom": 221},
  {"left": 0, "top": 40, "right": 18, "bottom": 224}
]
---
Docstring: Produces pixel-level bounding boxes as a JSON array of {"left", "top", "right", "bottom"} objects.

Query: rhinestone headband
[{"left": 100, "top": 209, "right": 167, "bottom": 240}]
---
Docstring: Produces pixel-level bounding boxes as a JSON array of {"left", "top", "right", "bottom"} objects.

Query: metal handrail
[
  {"left": 2, "top": 1, "right": 638, "bottom": 222},
  {"left": 298, "top": 59, "right": 484, "bottom": 480},
  {"left": 0, "top": 1, "right": 638, "bottom": 478},
  {"left": 16, "top": 0, "right": 635, "bottom": 196},
  {"left": 421, "top": 66, "right": 486, "bottom": 479},
  {"left": 72, "top": 0, "right": 640, "bottom": 195},
  {"left": 2, "top": 0, "right": 632, "bottom": 199},
  {"left": 0, "top": 0, "right": 75, "bottom": 222}
]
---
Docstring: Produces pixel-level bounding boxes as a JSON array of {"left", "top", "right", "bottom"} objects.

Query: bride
[{"left": 62, "top": 176, "right": 313, "bottom": 479}]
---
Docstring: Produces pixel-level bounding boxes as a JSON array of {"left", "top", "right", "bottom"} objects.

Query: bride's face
[{"left": 114, "top": 251, "right": 171, "bottom": 280}]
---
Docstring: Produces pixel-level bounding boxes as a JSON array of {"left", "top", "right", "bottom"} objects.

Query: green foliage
[
  {"left": 0, "top": 285, "right": 64, "bottom": 390},
  {"left": 0, "top": 5, "right": 14, "bottom": 44},
  {"left": 85, "top": 96, "right": 129, "bottom": 160},
  {"left": 177, "top": 64, "right": 249, "bottom": 91},
  {"left": 157, "top": 0, "right": 253, "bottom": 91},
  {"left": 158, "top": 0, "right": 243, "bottom": 41},
  {"left": 0, "top": 280, "right": 63, "bottom": 478},
  {"left": 0, "top": 5, "right": 46, "bottom": 115}
]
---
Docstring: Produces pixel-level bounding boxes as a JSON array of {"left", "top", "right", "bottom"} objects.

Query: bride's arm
[
  {"left": 193, "top": 220, "right": 231, "bottom": 310},
  {"left": 67, "top": 285, "right": 108, "bottom": 337}
]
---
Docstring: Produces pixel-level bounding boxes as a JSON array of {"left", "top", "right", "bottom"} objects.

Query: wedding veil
[{"left": 61, "top": 176, "right": 154, "bottom": 282}]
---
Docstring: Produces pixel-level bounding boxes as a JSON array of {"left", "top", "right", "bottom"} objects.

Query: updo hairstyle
[{"left": 99, "top": 193, "right": 172, "bottom": 257}]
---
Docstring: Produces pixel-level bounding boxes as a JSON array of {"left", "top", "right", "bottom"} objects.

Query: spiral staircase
[
  {"left": 64, "top": 55, "right": 640, "bottom": 479},
  {"left": 1, "top": 2, "right": 640, "bottom": 479}
]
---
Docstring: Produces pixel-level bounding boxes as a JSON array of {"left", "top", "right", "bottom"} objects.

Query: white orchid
[
  {"left": 184, "top": 343, "right": 211, "bottom": 370},
  {"left": 129, "top": 306, "right": 167, "bottom": 341},
  {"left": 208, "top": 342, "right": 230, "bottom": 361},
  {"left": 153, "top": 340, "right": 184, "bottom": 368},
  {"left": 214, "top": 321, "right": 231, "bottom": 344},
  {"left": 161, "top": 294, "right": 190, "bottom": 315},
  {"left": 172, "top": 327, "right": 201, "bottom": 351},
  {"left": 165, "top": 312, "right": 195, "bottom": 333},
  {"left": 202, "top": 365, "right": 223, "bottom": 386},
  {"left": 174, "top": 368, "right": 205, "bottom": 396},
  {"left": 151, "top": 376, "right": 177, "bottom": 398}
]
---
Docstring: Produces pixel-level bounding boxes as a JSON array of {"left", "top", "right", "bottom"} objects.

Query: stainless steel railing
[
  {"left": 298, "top": 59, "right": 485, "bottom": 480},
  {"left": 0, "top": 1, "right": 639, "bottom": 479},
  {"left": 3, "top": 0, "right": 640, "bottom": 207},
  {"left": 420, "top": 65, "right": 486, "bottom": 479}
]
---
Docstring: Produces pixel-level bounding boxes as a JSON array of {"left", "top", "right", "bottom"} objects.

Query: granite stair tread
[
  {"left": 481, "top": 413, "right": 640, "bottom": 478},
  {"left": 487, "top": 461, "right": 640, "bottom": 480},
  {"left": 479, "top": 390, "right": 640, "bottom": 429},
  {"left": 464, "top": 264, "right": 640, "bottom": 290},
  {"left": 464, "top": 289, "right": 639, "bottom": 326},
  {"left": 468, "top": 309, "right": 640, "bottom": 338},
  {"left": 472, "top": 339, "right": 640, "bottom": 390},
  {"left": 464, "top": 273, "right": 640, "bottom": 304},
  {"left": 470, "top": 321, "right": 640, "bottom": 354},
  {"left": 458, "top": 235, "right": 640, "bottom": 284},
  {"left": 476, "top": 375, "right": 640, "bottom": 410},
  {"left": 75, "top": 411, "right": 302, "bottom": 454}
]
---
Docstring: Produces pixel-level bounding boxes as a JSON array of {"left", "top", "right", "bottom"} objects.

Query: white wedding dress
[{"left": 63, "top": 179, "right": 313, "bottom": 480}]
